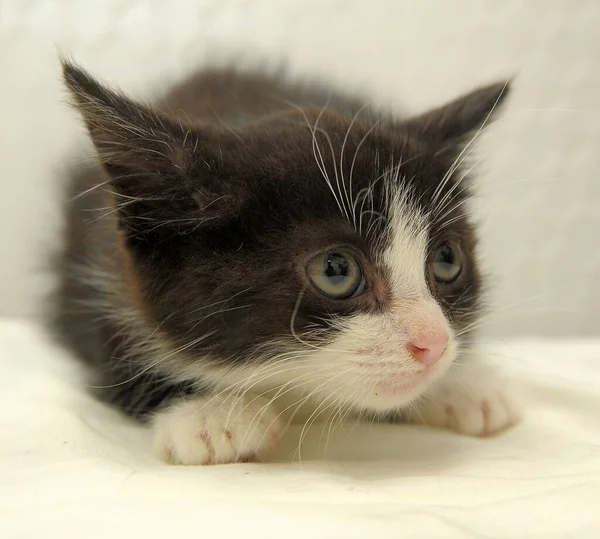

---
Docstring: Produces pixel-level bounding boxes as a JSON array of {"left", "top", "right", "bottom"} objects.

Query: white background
[{"left": 1, "top": 0, "right": 599, "bottom": 336}]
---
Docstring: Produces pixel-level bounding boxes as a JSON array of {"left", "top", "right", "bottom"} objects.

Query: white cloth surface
[{"left": 1, "top": 320, "right": 599, "bottom": 538}]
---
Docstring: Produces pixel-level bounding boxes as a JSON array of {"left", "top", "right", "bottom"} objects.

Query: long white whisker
[
  {"left": 87, "top": 332, "right": 214, "bottom": 389},
  {"left": 349, "top": 120, "right": 381, "bottom": 229},
  {"left": 281, "top": 98, "right": 349, "bottom": 221},
  {"left": 340, "top": 102, "right": 371, "bottom": 228},
  {"left": 295, "top": 378, "right": 355, "bottom": 465}
]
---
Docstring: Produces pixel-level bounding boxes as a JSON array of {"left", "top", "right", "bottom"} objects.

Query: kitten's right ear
[
  {"left": 403, "top": 80, "right": 511, "bottom": 148},
  {"left": 61, "top": 59, "right": 238, "bottom": 226}
]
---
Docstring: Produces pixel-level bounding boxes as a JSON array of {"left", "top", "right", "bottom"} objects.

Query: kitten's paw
[
  {"left": 407, "top": 375, "right": 522, "bottom": 437},
  {"left": 152, "top": 393, "right": 282, "bottom": 465}
]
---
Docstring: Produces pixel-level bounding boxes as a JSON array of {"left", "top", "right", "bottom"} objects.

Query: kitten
[{"left": 51, "top": 59, "right": 521, "bottom": 465}]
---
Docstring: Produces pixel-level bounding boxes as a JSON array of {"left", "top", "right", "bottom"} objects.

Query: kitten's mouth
[{"left": 367, "top": 342, "right": 454, "bottom": 400}]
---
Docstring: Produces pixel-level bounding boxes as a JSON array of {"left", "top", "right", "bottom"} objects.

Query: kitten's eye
[
  {"left": 306, "top": 251, "right": 366, "bottom": 299},
  {"left": 432, "top": 241, "right": 463, "bottom": 283}
]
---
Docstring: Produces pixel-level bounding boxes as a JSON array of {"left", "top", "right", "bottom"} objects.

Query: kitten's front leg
[
  {"left": 405, "top": 361, "right": 523, "bottom": 437},
  {"left": 152, "top": 393, "right": 282, "bottom": 465}
]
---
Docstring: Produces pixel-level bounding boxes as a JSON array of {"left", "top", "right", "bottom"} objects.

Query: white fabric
[{"left": 1, "top": 320, "right": 599, "bottom": 537}]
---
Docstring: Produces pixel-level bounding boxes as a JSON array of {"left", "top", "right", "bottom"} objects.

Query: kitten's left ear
[
  {"left": 61, "top": 59, "right": 244, "bottom": 236},
  {"left": 404, "top": 80, "right": 511, "bottom": 147}
]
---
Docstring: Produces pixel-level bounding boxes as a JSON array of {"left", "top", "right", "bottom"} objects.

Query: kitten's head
[{"left": 63, "top": 61, "right": 508, "bottom": 414}]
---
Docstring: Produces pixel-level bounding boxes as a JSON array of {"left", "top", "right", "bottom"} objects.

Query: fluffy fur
[{"left": 50, "top": 60, "right": 521, "bottom": 465}]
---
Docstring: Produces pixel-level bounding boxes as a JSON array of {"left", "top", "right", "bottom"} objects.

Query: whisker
[
  {"left": 340, "top": 102, "right": 371, "bottom": 228},
  {"left": 87, "top": 331, "right": 215, "bottom": 389},
  {"left": 349, "top": 120, "right": 381, "bottom": 229},
  {"left": 431, "top": 80, "right": 509, "bottom": 213},
  {"left": 281, "top": 98, "right": 349, "bottom": 222}
]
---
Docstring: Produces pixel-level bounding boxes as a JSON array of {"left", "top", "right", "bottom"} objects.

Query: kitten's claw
[
  {"left": 407, "top": 373, "right": 522, "bottom": 437},
  {"left": 153, "top": 394, "right": 281, "bottom": 465}
]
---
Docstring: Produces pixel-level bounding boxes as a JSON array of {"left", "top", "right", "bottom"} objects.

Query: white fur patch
[
  {"left": 381, "top": 185, "right": 430, "bottom": 299},
  {"left": 153, "top": 392, "right": 282, "bottom": 465}
]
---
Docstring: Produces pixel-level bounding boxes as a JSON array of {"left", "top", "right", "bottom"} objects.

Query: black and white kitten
[{"left": 52, "top": 59, "right": 521, "bottom": 465}]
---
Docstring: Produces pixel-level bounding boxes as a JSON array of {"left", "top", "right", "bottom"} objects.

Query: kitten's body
[{"left": 52, "top": 62, "right": 520, "bottom": 464}]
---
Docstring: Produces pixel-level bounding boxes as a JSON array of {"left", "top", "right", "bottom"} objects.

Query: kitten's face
[{"left": 64, "top": 62, "right": 506, "bottom": 415}]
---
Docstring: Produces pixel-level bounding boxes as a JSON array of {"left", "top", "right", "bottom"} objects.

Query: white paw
[
  {"left": 152, "top": 393, "right": 282, "bottom": 465},
  {"left": 407, "top": 372, "right": 522, "bottom": 437}
]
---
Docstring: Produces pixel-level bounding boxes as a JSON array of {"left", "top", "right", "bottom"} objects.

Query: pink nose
[{"left": 408, "top": 333, "right": 449, "bottom": 368}]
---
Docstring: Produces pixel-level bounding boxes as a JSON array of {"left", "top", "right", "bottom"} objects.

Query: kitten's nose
[{"left": 407, "top": 333, "right": 449, "bottom": 368}]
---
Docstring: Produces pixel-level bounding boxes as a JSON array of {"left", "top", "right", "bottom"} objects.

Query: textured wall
[{"left": 1, "top": 0, "right": 599, "bottom": 336}]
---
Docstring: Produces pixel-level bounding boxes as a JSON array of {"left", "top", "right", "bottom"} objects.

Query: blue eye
[
  {"left": 433, "top": 241, "right": 463, "bottom": 283},
  {"left": 306, "top": 251, "right": 366, "bottom": 299}
]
